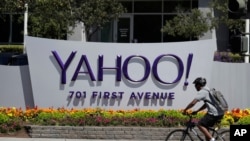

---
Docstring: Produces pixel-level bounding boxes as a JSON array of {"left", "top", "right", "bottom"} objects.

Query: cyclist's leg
[
  {"left": 197, "top": 125, "right": 211, "bottom": 141},
  {"left": 198, "top": 114, "right": 224, "bottom": 141},
  {"left": 165, "top": 129, "right": 193, "bottom": 141},
  {"left": 197, "top": 114, "right": 214, "bottom": 141}
]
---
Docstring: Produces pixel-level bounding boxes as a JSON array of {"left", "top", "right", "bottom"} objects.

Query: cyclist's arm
[
  {"left": 195, "top": 103, "right": 206, "bottom": 113},
  {"left": 183, "top": 99, "right": 199, "bottom": 113}
]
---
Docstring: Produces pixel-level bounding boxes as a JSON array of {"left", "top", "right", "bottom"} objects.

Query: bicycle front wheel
[{"left": 165, "top": 129, "right": 193, "bottom": 141}]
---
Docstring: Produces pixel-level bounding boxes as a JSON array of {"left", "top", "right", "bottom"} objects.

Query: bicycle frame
[
  {"left": 183, "top": 114, "right": 222, "bottom": 141},
  {"left": 165, "top": 113, "right": 229, "bottom": 141}
]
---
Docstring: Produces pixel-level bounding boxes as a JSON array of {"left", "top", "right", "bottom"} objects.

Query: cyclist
[{"left": 183, "top": 77, "right": 224, "bottom": 141}]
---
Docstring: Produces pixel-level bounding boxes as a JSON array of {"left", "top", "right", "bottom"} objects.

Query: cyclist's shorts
[{"left": 198, "top": 114, "right": 224, "bottom": 128}]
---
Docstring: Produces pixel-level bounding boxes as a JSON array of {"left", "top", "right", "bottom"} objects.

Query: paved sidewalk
[{"left": 0, "top": 138, "right": 145, "bottom": 141}]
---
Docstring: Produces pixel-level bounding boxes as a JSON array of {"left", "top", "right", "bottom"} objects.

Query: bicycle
[{"left": 165, "top": 113, "right": 230, "bottom": 141}]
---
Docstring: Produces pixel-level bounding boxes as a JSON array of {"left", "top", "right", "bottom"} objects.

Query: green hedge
[{"left": 0, "top": 45, "right": 24, "bottom": 54}]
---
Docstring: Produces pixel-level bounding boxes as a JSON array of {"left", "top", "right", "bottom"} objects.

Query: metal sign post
[
  {"left": 23, "top": 3, "right": 28, "bottom": 54},
  {"left": 245, "top": 19, "right": 250, "bottom": 63}
]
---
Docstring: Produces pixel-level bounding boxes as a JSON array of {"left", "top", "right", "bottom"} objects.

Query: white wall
[
  {"left": 1, "top": 61, "right": 249, "bottom": 110},
  {"left": 210, "top": 62, "right": 250, "bottom": 109},
  {"left": 0, "top": 65, "right": 33, "bottom": 109},
  {"left": 1, "top": 36, "right": 250, "bottom": 110}
]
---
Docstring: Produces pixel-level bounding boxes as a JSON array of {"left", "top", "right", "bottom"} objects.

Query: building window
[
  {"left": 134, "top": 15, "right": 162, "bottom": 43},
  {"left": 134, "top": 1, "right": 162, "bottom": 13},
  {"left": 164, "top": 0, "right": 198, "bottom": 13},
  {"left": 110, "top": 0, "right": 199, "bottom": 43},
  {"left": 121, "top": 1, "right": 133, "bottom": 13}
]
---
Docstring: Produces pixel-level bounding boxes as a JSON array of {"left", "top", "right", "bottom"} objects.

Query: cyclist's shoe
[
  {"left": 213, "top": 122, "right": 221, "bottom": 131},
  {"left": 210, "top": 138, "right": 215, "bottom": 141}
]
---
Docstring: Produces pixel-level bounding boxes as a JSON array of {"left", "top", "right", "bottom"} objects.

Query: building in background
[
  {"left": 89, "top": 0, "right": 200, "bottom": 43},
  {"left": 0, "top": 0, "right": 229, "bottom": 51},
  {"left": 69, "top": 0, "right": 228, "bottom": 50}
]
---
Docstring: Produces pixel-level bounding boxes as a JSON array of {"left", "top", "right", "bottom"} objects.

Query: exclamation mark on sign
[{"left": 184, "top": 53, "right": 193, "bottom": 86}]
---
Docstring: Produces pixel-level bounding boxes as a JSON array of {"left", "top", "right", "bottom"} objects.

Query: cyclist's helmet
[{"left": 193, "top": 77, "right": 206, "bottom": 86}]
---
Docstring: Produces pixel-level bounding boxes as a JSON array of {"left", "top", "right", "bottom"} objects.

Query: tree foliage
[
  {"left": 0, "top": 0, "right": 74, "bottom": 39},
  {"left": 161, "top": 9, "right": 215, "bottom": 39},
  {"left": 210, "top": 0, "right": 244, "bottom": 32},
  {"left": 0, "top": 0, "right": 125, "bottom": 40},
  {"left": 161, "top": 0, "right": 244, "bottom": 39},
  {"left": 27, "top": 0, "right": 75, "bottom": 39},
  {"left": 0, "top": 0, "right": 26, "bottom": 13},
  {"left": 72, "top": 0, "right": 126, "bottom": 40}
]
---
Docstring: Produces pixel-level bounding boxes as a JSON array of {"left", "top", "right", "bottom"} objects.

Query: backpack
[{"left": 205, "top": 88, "right": 228, "bottom": 112}]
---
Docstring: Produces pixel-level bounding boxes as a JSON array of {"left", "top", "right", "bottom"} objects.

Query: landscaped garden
[
  {"left": 0, "top": 106, "right": 249, "bottom": 134},
  {"left": 0, "top": 45, "right": 246, "bottom": 63}
]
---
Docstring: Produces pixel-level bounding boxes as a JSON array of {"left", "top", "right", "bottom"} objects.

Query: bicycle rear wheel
[
  {"left": 219, "top": 130, "right": 230, "bottom": 141},
  {"left": 165, "top": 129, "right": 193, "bottom": 141}
]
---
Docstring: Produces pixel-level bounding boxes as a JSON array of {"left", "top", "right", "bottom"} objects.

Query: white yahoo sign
[{"left": 25, "top": 36, "right": 216, "bottom": 110}]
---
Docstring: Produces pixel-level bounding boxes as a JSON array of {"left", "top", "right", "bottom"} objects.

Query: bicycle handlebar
[{"left": 182, "top": 111, "right": 197, "bottom": 116}]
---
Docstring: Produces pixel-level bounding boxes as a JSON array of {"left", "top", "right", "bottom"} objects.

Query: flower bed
[{"left": 0, "top": 107, "right": 249, "bottom": 134}]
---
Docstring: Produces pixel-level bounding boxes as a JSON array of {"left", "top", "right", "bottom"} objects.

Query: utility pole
[
  {"left": 23, "top": 3, "right": 28, "bottom": 54},
  {"left": 228, "top": 0, "right": 250, "bottom": 63},
  {"left": 245, "top": 19, "right": 249, "bottom": 63}
]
